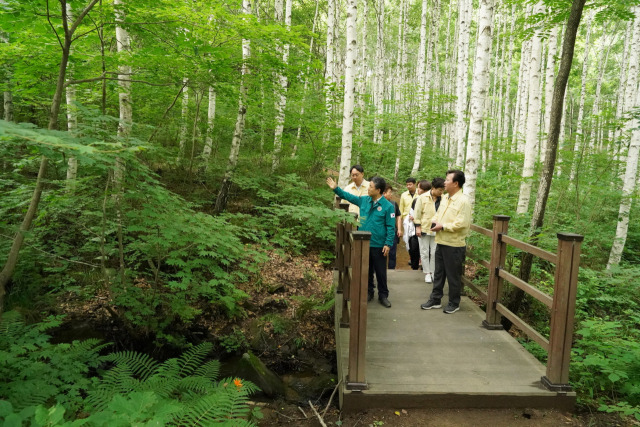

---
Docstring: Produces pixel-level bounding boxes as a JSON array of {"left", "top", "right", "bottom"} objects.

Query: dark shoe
[
  {"left": 420, "top": 299, "right": 441, "bottom": 310},
  {"left": 443, "top": 303, "right": 460, "bottom": 314},
  {"left": 367, "top": 293, "right": 374, "bottom": 302},
  {"left": 379, "top": 297, "right": 391, "bottom": 308}
]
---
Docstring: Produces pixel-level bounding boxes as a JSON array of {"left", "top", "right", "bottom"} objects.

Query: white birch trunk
[
  {"left": 272, "top": 0, "right": 292, "bottom": 171},
  {"left": 569, "top": 11, "right": 593, "bottom": 181},
  {"left": 202, "top": 86, "right": 217, "bottom": 164},
  {"left": 372, "top": 0, "right": 385, "bottom": 144},
  {"left": 614, "top": 21, "right": 633, "bottom": 156},
  {"left": 589, "top": 30, "right": 614, "bottom": 150},
  {"left": 514, "top": 38, "right": 531, "bottom": 153},
  {"left": 454, "top": 0, "right": 472, "bottom": 166},
  {"left": 325, "top": 0, "right": 336, "bottom": 129},
  {"left": 516, "top": 2, "right": 545, "bottom": 214},
  {"left": 412, "top": 0, "right": 439, "bottom": 175},
  {"left": 541, "top": 25, "right": 559, "bottom": 163},
  {"left": 114, "top": 0, "right": 132, "bottom": 186},
  {"left": 338, "top": 0, "right": 358, "bottom": 188},
  {"left": 356, "top": 0, "right": 369, "bottom": 154},
  {"left": 214, "top": 0, "right": 251, "bottom": 213},
  {"left": 293, "top": 0, "right": 320, "bottom": 156},
  {"left": 608, "top": 78, "right": 640, "bottom": 267},
  {"left": 178, "top": 78, "right": 189, "bottom": 160},
  {"left": 501, "top": 4, "right": 516, "bottom": 141},
  {"left": 65, "top": 3, "right": 78, "bottom": 184},
  {"left": 464, "top": 0, "right": 494, "bottom": 210}
]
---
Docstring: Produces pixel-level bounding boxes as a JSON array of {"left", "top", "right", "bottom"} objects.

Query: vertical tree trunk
[
  {"left": 541, "top": 25, "right": 559, "bottom": 164},
  {"left": 568, "top": 10, "right": 593, "bottom": 182},
  {"left": 178, "top": 78, "right": 189, "bottom": 161},
  {"left": 0, "top": 0, "right": 100, "bottom": 311},
  {"left": 356, "top": 0, "right": 369, "bottom": 157},
  {"left": 293, "top": 0, "right": 320, "bottom": 156},
  {"left": 454, "top": 0, "right": 472, "bottom": 166},
  {"left": 516, "top": 2, "right": 545, "bottom": 214},
  {"left": 613, "top": 21, "right": 632, "bottom": 157},
  {"left": 202, "top": 86, "right": 217, "bottom": 165},
  {"left": 513, "top": 37, "right": 531, "bottom": 153},
  {"left": 588, "top": 29, "right": 614, "bottom": 150},
  {"left": 114, "top": 0, "right": 132, "bottom": 189},
  {"left": 503, "top": 0, "right": 587, "bottom": 331},
  {"left": 214, "top": 0, "right": 252, "bottom": 214},
  {"left": 338, "top": 0, "right": 358, "bottom": 188},
  {"left": 65, "top": 4, "right": 78, "bottom": 186},
  {"left": 412, "top": 0, "right": 439, "bottom": 175},
  {"left": 272, "top": 0, "right": 292, "bottom": 171},
  {"left": 372, "top": 0, "right": 385, "bottom": 145},
  {"left": 464, "top": 0, "right": 495, "bottom": 210},
  {"left": 324, "top": 0, "right": 336, "bottom": 142},
  {"left": 501, "top": 4, "right": 516, "bottom": 142},
  {"left": 608, "top": 8, "right": 640, "bottom": 267}
]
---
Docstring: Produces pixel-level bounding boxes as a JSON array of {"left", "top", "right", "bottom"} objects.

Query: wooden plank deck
[{"left": 335, "top": 270, "right": 576, "bottom": 411}]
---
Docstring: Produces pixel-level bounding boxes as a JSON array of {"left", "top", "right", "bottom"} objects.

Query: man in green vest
[{"left": 327, "top": 175, "right": 396, "bottom": 308}]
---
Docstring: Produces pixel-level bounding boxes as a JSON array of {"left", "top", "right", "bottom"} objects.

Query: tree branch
[
  {"left": 46, "top": 0, "right": 64, "bottom": 49},
  {"left": 69, "top": 0, "right": 101, "bottom": 36}
]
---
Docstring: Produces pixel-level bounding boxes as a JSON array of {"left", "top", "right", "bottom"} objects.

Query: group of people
[{"left": 326, "top": 165, "right": 472, "bottom": 314}]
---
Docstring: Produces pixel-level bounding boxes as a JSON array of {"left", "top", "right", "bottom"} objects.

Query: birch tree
[
  {"left": 114, "top": 0, "right": 132, "bottom": 189},
  {"left": 516, "top": 2, "right": 545, "bottom": 214},
  {"left": 65, "top": 3, "right": 78, "bottom": 184},
  {"left": 178, "top": 78, "right": 189, "bottom": 161},
  {"left": 293, "top": 0, "right": 320, "bottom": 156},
  {"left": 214, "top": 0, "right": 251, "bottom": 213},
  {"left": 464, "top": 0, "right": 495, "bottom": 209},
  {"left": 272, "top": 0, "right": 292, "bottom": 171},
  {"left": 324, "top": 0, "right": 336, "bottom": 138},
  {"left": 569, "top": 10, "right": 594, "bottom": 181},
  {"left": 372, "top": 0, "right": 385, "bottom": 145},
  {"left": 201, "top": 86, "right": 217, "bottom": 165},
  {"left": 541, "top": 25, "right": 558, "bottom": 163},
  {"left": 454, "top": 0, "right": 472, "bottom": 166},
  {"left": 608, "top": 8, "right": 640, "bottom": 267},
  {"left": 338, "top": 0, "right": 358, "bottom": 188},
  {"left": 510, "top": 0, "right": 586, "bottom": 326}
]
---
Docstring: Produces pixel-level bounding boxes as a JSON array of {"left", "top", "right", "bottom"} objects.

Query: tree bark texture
[{"left": 464, "top": 0, "right": 495, "bottom": 210}]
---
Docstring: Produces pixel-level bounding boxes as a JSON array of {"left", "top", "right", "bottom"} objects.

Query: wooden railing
[
  {"left": 334, "top": 207, "right": 582, "bottom": 393},
  {"left": 464, "top": 215, "right": 583, "bottom": 392},
  {"left": 334, "top": 200, "right": 370, "bottom": 391}
]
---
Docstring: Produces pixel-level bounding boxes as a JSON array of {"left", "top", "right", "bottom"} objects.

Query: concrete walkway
[{"left": 336, "top": 270, "right": 575, "bottom": 411}]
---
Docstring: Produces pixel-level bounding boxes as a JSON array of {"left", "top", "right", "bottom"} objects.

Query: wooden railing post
[
  {"left": 335, "top": 200, "right": 351, "bottom": 293},
  {"left": 346, "top": 230, "right": 370, "bottom": 391},
  {"left": 339, "top": 217, "right": 355, "bottom": 328},
  {"left": 542, "top": 232, "right": 583, "bottom": 392},
  {"left": 483, "top": 215, "right": 510, "bottom": 330}
]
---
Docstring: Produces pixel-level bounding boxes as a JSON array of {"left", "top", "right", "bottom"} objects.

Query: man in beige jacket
[
  {"left": 420, "top": 170, "right": 472, "bottom": 314},
  {"left": 343, "top": 165, "right": 369, "bottom": 216}
]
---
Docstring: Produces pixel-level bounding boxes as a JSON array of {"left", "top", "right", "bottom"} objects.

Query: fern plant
[
  {"left": 86, "top": 342, "right": 262, "bottom": 426},
  {"left": 0, "top": 311, "right": 108, "bottom": 414}
]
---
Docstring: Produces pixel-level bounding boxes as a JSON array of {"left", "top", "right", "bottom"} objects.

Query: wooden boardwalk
[{"left": 335, "top": 269, "right": 576, "bottom": 411}]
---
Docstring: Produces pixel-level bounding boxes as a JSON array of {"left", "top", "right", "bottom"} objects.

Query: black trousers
[
  {"left": 409, "top": 235, "right": 420, "bottom": 270},
  {"left": 430, "top": 244, "right": 466, "bottom": 306},
  {"left": 368, "top": 247, "right": 389, "bottom": 299},
  {"left": 388, "top": 236, "right": 398, "bottom": 269}
]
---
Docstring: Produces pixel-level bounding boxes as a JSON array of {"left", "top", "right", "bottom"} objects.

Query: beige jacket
[
  {"left": 343, "top": 179, "right": 369, "bottom": 215},
  {"left": 431, "top": 191, "right": 472, "bottom": 247},
  {"left": 414, "top": 191, "right": 437, "bottom": 236}
]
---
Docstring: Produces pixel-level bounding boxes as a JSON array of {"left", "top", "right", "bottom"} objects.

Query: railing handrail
[{"left": 466, "top": 215, "right": 582, "bottom": 392}]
